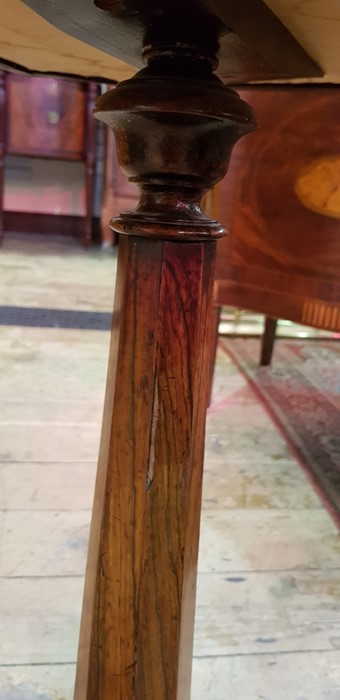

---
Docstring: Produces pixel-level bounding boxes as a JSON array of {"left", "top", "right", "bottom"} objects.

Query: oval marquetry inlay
[{"left": 295, "top": 155, "right": 340, "bottom": 219}]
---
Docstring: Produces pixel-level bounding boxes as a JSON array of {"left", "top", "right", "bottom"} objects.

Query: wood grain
[
  {"left": 75, "top": 47, "right": 255, "bottom": 700},
  {"left": 265, "top": 0, "right": 340, "bottom": 83},
  {"left": 7, "top": 75, "right": 86, "bottom": 159},
  {"left": 74, "top": 235, "right": 216, "bottom": 700},
  {"left": 214, "top": 87, "right": 340, "bottom": 331},
  {"left": 2, "top": 74, "right": 97, "bottom": 244},
  {"left": 19, "top": 0, "right": 320, "bottom": 83},
  {"left": 0, "top": 0, "right": 135, "bottom": 83}
]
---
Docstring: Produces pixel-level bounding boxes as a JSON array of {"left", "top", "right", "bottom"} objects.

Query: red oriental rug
[{"left": 219, "top": 338, "right": 340, "bottom": 521}]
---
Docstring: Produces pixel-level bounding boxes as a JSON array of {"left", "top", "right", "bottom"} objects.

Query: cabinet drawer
[{"left": 7, "top": 75, "right": 86, "bottom": 160}]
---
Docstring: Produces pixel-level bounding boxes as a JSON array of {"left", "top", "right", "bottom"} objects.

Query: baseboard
[{"left": 3, "top": 211, "right": 101, "bottom": 242}]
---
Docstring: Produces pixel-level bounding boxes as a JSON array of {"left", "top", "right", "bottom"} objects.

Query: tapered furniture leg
[
  {"left": 74, "top": 45, "right": 256, "bottom": 700},
  {"left": 260, "top": 316, "right": 278, "bottom": 366}
]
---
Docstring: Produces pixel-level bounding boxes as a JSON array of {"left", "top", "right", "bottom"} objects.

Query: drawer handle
[{"left": 47, "top": 110, "right": 60, "bottom": 124}]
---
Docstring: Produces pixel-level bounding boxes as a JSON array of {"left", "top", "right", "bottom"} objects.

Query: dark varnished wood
[
  {"left": 7, "top": 75, "right": 87, "bottom": 159},
  {"left": 75, "top": 47, "right": 255, "bottom": 700},
  {"left": 214, "top": 87, "right": 340, "bottom": 332},
  {"left": 3, "top": 211, "right": 100, "bottom": 239},
  {"left": 0, "top": 72, "right": 5, "bottom": 242},
  {"left": 260, "top": 317, "right": 278, "bottom": 366},
  {"left": 1, "top": 74, "right": 97, "bottom": 244},
  {"left": 94, "top": 50, "right": 255, "bottom": 240},
  {"left": 21, "top": 0, "right": 321, "bottom": 83},
  {"left": 100, "top": 117, "right": 139, "bottom": 246},
  {"left": 84, "top": 82, "right": 97, "bottom": 246}
]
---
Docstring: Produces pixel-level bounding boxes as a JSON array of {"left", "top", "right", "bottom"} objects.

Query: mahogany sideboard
[
  {"left": 214, "top": 87, "right": 340, "bottom": 331},
  {"left": 211, "top": 86, "right": 340, "bottom": 369},
  {"left": 0, "top": 72, "right": 97, "bottom": 245}
]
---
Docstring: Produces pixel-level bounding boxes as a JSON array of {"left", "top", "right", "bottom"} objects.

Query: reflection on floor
[{"left": 0, "top": 235, "right": 339, "bottom": 699}]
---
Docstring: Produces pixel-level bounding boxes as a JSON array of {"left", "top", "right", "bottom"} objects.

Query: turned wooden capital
[{"left": 94, "top": 47, "right": 256, "bottom": 240}]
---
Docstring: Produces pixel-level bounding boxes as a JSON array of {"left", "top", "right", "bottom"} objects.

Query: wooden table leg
[
  {"left": 74, "top": 45, "right": 256, "bottom": 700},
  {"left": 260, "top": 316, "right": 278, "bottom": 366}
]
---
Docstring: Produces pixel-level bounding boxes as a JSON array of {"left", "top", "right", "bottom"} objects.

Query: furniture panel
[
  {"left": 0, "top": 73, "right": 97, "bottom": 244},
  {"left": 214, "top": 87, "right": 340, "bottom": 333}
]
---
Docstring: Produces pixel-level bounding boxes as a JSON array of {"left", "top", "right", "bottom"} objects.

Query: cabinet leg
[{"left": 260, "top": 316, "right": 278, "bottom": 366}]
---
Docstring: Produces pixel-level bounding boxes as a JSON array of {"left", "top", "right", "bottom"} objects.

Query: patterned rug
[{"left": 220, "top": 338, "right": 340, "bottom": 520}]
